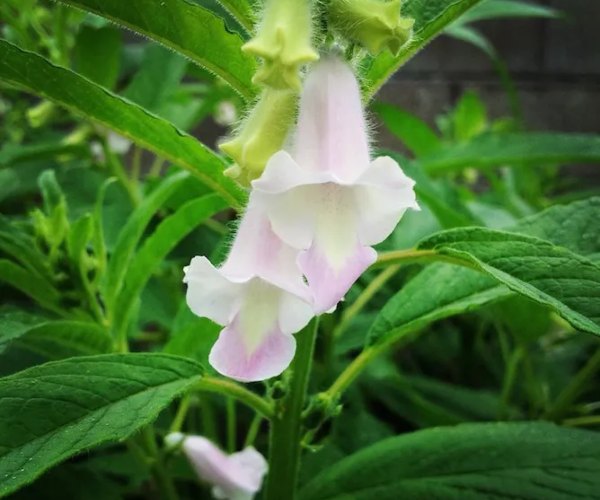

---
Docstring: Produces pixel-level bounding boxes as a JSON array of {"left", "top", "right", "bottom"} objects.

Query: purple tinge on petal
[
  {"left": 220, "top": 201, "right": 310, "bottom": 300},
  {"left": 294, "top": 55, "right": 371, "bottom": 183},
  {"left": 209, "top": 317, "right": 297, "bottom": 382},
  {"left": 182, "top": 436, "right": 267, "bottom": 499},
  {"left": 299, "top": 241, "right": 377, "bottom": 313}
]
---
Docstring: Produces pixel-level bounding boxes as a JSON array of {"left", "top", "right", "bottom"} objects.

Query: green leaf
[
  {"left": 10, "top": 463, "right": 121, "bottom": 500},
  {"left": 458, "top": 0, "right": 560, "bottom": 24},
  {"left": 0, "top": 308, "right": 112, "bottom": 359},
  {"left": 103, "top": 171, "right": 190, "bottom": 309},
  {"left": 0, "top": 353, "right": 203, "bottom": 497},
  {"left": 444, "top": 24, "right": 496, "bottom": 57},
  {"left": 368, "top": 197, "right": 600, "bottom": 347},
  {"left": 67, "top": 214, "right": 93, "bottom": 276},
  {"left": 300, "top": 422, "right": 600, "bottom": 499},
  {"left": 372, "top": 103, "right": 441, "bottom": 156},
  {"left": 368, "top": 265, "right": 504, "bottom": 347},
  {"left": 55, "top": 0, "right": 257, "bottom": 100},
  {"left": 449, "top": 90, "right": 488, "bottom": 141},
  {"left": 390, "top": 154, "right": 476, "bottom": 228},
  {"left": 73, "top": 25, "right": 122, "bottom": 89},
  {"left": 418, "top": 132, "right": 600, "bottom": 174},
  {"left": 164, "top": 306, "right": 220, "bottom": 369},
  {"left": 214, "top": 0, "right": 255, "bottom": 32},
  {"left": 0, "top": 142, "right": 89, "bottom": 168},
  {"left": 0, "top": 260, "right": 62, "bottom": 315},
  {"left": 0, "top": 216, "right": 51, "bottom": 280},
  {"left": 112, "top": 194, "right": 227, "bottom": 335},
  {"left": 419, "top": 227, "right": 600, "bottom": 335},
  {"left": 122, "top": 44, "right": 188, "bottom": 113},
  {"left": 0, "top": 40, "right": 245, "bottom": 208},
  {"left": 362, "top": 0, "right": 483, "bottom": 99},
  {"left": 365, "top": 370, "right": 509, "bottom": 427}
]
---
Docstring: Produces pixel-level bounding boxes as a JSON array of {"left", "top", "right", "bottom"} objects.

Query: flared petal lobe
[
  {"left": 208, "top": 278, "right": 312, "bottom": 382},
  {"left": 181, "top": 435, "right": 267, "bottom": 500}
]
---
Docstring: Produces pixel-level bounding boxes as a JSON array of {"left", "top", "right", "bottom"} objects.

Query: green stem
[
  {"left": 194, "top": 377, "right": 274, "bottom": 418},
  {"left": 226, "top": 398, "right": 237, "bottom": 452},
  {"left": 264, "top": 318, "right": 319, "bottom": 500},
  {"left": 374, "top": 248, "right": 473, "bottom": 270},
  {"left": 244, "top": 413, "right": 263, "bottom": 447},
  {"left": 323, "top": 345, "right": 381, "bottom": 400},
  {"left": 499, "top": 345, "right": 524, "bottom": 419},
  {"left": 131, "top": 145, "right": 143, "bottom": 183},
  {"left": 334, "top": 264, "right": 401, "bottom": 339},
  {"left": 545, "top": 348, "right": 600, "bottom": 420},
  {"left": 102, "top": 139, "right": 140, "bottom": 207},
  {"left": 170, "top": 395, "right": 191, "bottom": 433},
  {"left": 141, "top": 427, "right": 179, "bottom": 500}
]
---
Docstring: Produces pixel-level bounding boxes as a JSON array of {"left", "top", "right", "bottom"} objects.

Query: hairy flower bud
[
  {"left": 329, "top": 0, "right": 414, "bottom": 55},
  {"left": 243, "top": 0, "right": 319, "bottom": 90},
  {"left": 219, "top": 89, "right": 297, "bottom": 185}
]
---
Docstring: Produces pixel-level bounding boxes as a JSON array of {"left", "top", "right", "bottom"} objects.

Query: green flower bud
[
  {"left": 219, "top": 89, "right": 297, "bottom": 184},
  {"left": 243, "top": 0, "right": 319, "bottom": 90},
  {"left": 329, "top": 0, "right": 414, "bottom": 56},
  {"left": 27, "top": 100, "right": 56, "bottom": 128}
]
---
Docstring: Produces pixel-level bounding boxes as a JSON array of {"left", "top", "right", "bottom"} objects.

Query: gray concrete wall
[{"left": 377, "top": 0, "right": 600, "bottom": 139}]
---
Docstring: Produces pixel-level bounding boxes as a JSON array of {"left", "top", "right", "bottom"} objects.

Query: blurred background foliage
[{"left": 1, "top": 0, "right": 600, "bottom": 498}]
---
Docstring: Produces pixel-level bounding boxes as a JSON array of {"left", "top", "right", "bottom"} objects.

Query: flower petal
[
  {"left": 209, "top": 280, "right": 298, "bottom": 381},
  {"left": 209, "top": 318, "right": 296, "bottom": 382},
  {"left": 278, "top": 289, "right": 315, "bottom": 333},
  {"left": 184, "top": 256, "right": 243, "bottom": 326},
  {"left": 299, "top": 240, "right": 376, "bottom": 313},
  {"left": 355, "top": 156, "right": 420, "bottom": 246},
  {"left": 182, "top": 436, "right": 266, "bottom": 499},
  {"left": 228, "top": 447, "right": 269, "bottom": 493},
  {"left": 293, "top": 55, "right": 371, "bottom": 183},
  {"left": 221, "top": 202, "right": 310, "bottom": 300}
]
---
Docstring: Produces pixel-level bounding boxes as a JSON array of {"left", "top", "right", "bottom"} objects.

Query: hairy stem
[{"left": 264, "top": 318, "right": 319, "bottom": 500}]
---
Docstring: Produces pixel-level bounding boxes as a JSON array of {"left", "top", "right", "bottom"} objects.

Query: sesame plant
[{"left": 1, "top": 1, "right": 600, "bottom": 499}]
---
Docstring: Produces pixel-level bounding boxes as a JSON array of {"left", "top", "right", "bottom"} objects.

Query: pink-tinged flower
[
  {"left": 171, "top": 433, "right": 267, "bottom": 500},
  {"left": 184, "top": 203, "right": 313, "bottom": 382},
  {"left": 253, "top": 55, "right": 419, "bottom": 312}
]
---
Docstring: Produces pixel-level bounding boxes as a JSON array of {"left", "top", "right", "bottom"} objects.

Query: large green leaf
[
  {"left": 0, "top": 353, "right": 203, "bottom": 497},
  {"left": 419, "top": 228, "right": 600, "bottom": 335},
  {"left": 112, "top": 194, "right": 228, "bottom": 335},
  {"left": 418, "top": 132, "right": 600, "bottom": 174},
  {"left": 0, "top": 40, "right": 245, "bottom": 208},
  {"left": 368, "top": 197, "right": 600, "bottom": 347},
  {"left": 362, "top": 0, "right": 483, "bottom": 99},
  {"left": 55, "top": 0, "right": 257, "bottom": 100},
  {"left": 300, "top": 422, "right": 600, "bottom": 499}
]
